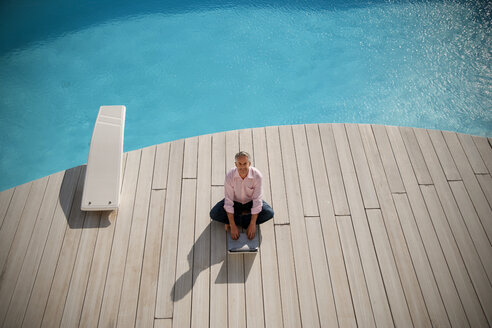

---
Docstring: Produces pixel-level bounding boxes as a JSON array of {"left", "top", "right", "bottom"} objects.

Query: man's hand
[
  {"left": 230, "top": 224, "right": 240, "bottom": 240},
  {"left": 226, "top": 212, "right": 239, "bottom": 240},
  {"left": 247, "top": 223, "right": 256, "bottom": 240}
]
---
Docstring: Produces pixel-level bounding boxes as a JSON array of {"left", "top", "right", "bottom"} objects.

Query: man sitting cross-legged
[{"left": 210, "top": 151, "right": 274, "bottom": 240}]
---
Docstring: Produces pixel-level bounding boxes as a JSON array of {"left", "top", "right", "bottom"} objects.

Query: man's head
[{"left": 235, "top": 151, "right": 251, "bottom": 177}]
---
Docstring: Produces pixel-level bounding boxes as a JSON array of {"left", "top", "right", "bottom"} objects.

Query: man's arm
[
  {"left": 224, "top": 171, "right": 239, "bottom": 239},
  {"left": 247, "top": 213, "right": 258, "bottom": 239},
  {"left": 224, "top": 178, "right": 235, "bottom": 214},
  {"left": 227, "top": 211, "right": 240, "bottom": 240},
  {"left": 250, "top": 175, "right": 263, "bottom": 216},
  {"left": 247, "top": 170, "right": 263, "bottom": 239}
]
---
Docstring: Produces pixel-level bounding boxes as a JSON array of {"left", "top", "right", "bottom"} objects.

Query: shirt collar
[{"left": 234, "top": 167, "right": 253, "bottom": 179}]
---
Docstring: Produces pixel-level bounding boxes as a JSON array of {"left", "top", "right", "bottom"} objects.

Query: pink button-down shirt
[{"left": 224, "top": 166, "right": 263, "bottom": 215}]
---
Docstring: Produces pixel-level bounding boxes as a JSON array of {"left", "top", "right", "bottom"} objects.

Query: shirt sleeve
[
  {"left": 250, "top": 171, "right": 263, "bottom": 215},
  {"left": 224, "top": 172, "right": 235, "bottom": 214}
]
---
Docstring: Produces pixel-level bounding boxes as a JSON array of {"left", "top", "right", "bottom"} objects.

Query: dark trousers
[{"left": 210, "top": 199, "right": 274, "bottom": 229}]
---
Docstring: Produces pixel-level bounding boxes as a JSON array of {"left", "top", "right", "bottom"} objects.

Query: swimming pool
[{"left": 1, "top": 0, "right": 491, "bottom": 191}]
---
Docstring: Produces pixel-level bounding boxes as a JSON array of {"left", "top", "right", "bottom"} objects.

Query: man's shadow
[{"left": 172, "top": 221, "right": 255, "bottom": 302}]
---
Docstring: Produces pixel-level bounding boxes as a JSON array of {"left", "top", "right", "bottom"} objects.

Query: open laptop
[{"left": 228, "top": 231, "right": 259, "bottom": 254}]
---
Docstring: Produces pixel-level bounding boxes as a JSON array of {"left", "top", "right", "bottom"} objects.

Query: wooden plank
[
  {"left": 225, "top": 129, "right": 246, "bottom": 328},
  {"left": 399, "top": 127, "right": 432, "bottom": 185},
  {"left": 292, "top": 125, "right": 319, "bottom": 216},
  {"left": 450, "top": 180, "right": 492, "bottom": 282},
  {"left": 239, "top": 128, "right": 253, "bottom": 163},
  {"left": 386, "top": 125, "right": 468, "bottom": 327},
  {"left": 78, "top": 211, "right": 118, "bottom": 328},
  {"left": 212, "top": 132, "right": 226, "bottom": 186},
  {"left": 458, "top": 133, "right": 488, "bottom": 174},
  {"left": 0, "top": 178, "right": 46, "bottom": 327},
  {"left": 0, "top": 181, "right": 32, "bottom": 272},
  {"left": 120, "top": 152, "right": 128, "bottom": 194},
  {"left": 210, "top": 186, "right": 227, "bottom": 328},
  {"left": 253, "top": 220, "right": 277, "bottom": 327},
  {"left": 305, "top": 124, "right": 356, "bottom": 327},
  {"left": 425, "top": 131, "right": 492, "bottom": 314},
  {"left": 359, "top": 124, "right": 431, "bottom": 327},
  {"left": 252, "top": 127, "right": 283, "bottom": 328},
  {"left": 156, "top": 139, "right": 185, "bottom": 318},
  {"left": 190, "top": 134, "right": 212, "bottom": 328},
  {"left": 0, "top": 187, "right": 14, "bottom": 228},
  {"left": 59, "top": 211, "right": 100, "bottom": 328},
  {"left": 443, "top": 131, "right": 492, "bottom": 243},
  {"left": 0, "top": 177, "right": 47, "bottom": 313},
  {"left": 239, "top": 128, "right": 254, "bottom": 167},
  {"left": 0, "top": 171, "right": 65, "bottom": 327},
  {"left": 420, "top": 130, "right": 492, "bottom": 324},
  {"left": 153, "top": 142, "right": 170, "bottom": 190},
  {"left": 243, "top": 240, "right": 265, "bottom": 328},
  {"left": 365, "top": 209, "right": 414, "bottom": 328},
  {"left": 318, "top": 123, "right": 350, "bottom": 215},
  {"left": 226, "top": 130, "right": 239, "bottom": 172},
  {"left": 420, "top": 184, "right": 488, "bottom": 327},
  {"left": 40, "top": 167, "right": 88, "bottom": 328},
  {"left": 278, "top": 125, "right": 320, "bottom": 328},
  {"left": 155, "top": 318, "right": 172, "bottom": 328},
  {"left": 96, "top": 149, "right": 142, "bottom": 327},
  {"left": 427, "top": 130, "right": 461, "bottom": 181},
  {"left": 183, "top": 136, "right": 198, "bottom": 178},
  {"left": 210, "top": 136, "right": 227, "bottom": 328},
  {"left": 135, "top": 151, "right": 169, "bottom": 326},
  {"left": 240, "top": 129, "right": 265, "bottom": 328},
  {"left": 477, "top": 174, "right": 492, "bottom": 207},
  {"left": 345, "top": 124, "right": 379, "bottom": 209},
  {"left": 117, "top": 146, "right": 155, "bottom": 327},
  {"left": 473, "top": 136, "right": 492, "bottom": 173},
  {"left": 305, "top": 217, "right": 338, "bottom": 327},
  {"left": 332, "top": 123, "right": 393, "bottom": 327},
  {"left": 371, "top": 125, "right": 405, "bottom": 193},
  {"left": 392, "top": 194, "right": 451, "bottom": 327},
  {"left": 78, "top": 208, "right": 118, "bottom": 328},
  {"left": 173, "top": 179, "right": 197, "bottom": 328},
  {"left": 265, "top": 126, "right": 289, "bottom": 224},
  {"left": 21, "top": 166, "right": 82, "bottom": 327},
  {"left": 227, "top": 251, "right": 245, "bottom": 328},
  {"left": 275, "top": 224, "right": 302, "bottom": 328},
  {"left": 336, "top": 215, "right": 375, "bottom": 327},
  {"left": 250, "top": 130, "right": 269, "bottom": 195},
  {"left": 135, "top": 189, "right": 166, "bottom": 327}
]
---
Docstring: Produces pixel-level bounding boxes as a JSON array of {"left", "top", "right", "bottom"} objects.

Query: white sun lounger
[{"left": 81, "top": 105, "right": 126, "bottom": 211}]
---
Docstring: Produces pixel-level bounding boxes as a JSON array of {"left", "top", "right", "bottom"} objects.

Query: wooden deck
[{"left": 0, "top": 123, "right": 491, "bottom": 328}]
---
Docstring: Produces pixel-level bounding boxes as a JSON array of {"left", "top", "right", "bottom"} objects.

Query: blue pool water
[{"left": 1, "top": 0, "right": 491, "bottom": 191}]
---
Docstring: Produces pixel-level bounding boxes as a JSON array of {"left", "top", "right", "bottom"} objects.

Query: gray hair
[{"left": 235, "top": 151, "right": 251, "bottom": 162}]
